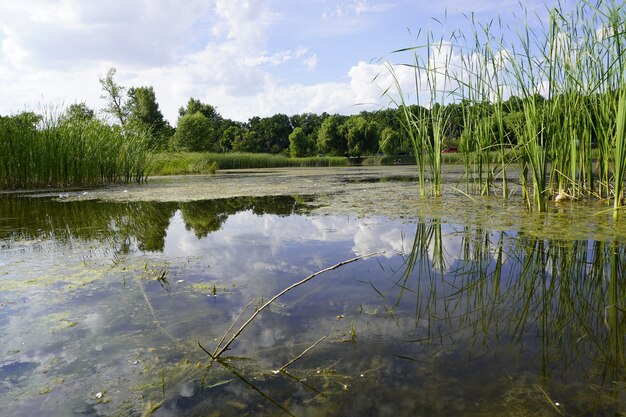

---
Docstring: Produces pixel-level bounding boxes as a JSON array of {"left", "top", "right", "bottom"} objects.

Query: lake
[{"left": 0, "top": 166, "right": 624, "bottom": 416}]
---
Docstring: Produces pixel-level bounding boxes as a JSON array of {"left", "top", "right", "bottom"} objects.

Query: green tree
[
  {"left": 249, "top": 114, "right": 292, "bottom": 153},
  {"left": 232, "top": 129, "right": 262, "bottom": 152},
  {"left": 171, "top": 112, "right": 211, "bottom": 151},
  {"left": 443, "top": 102, "right": 464, "bottom": 140},
  {"left": 178, "top": 98, "right": 222, "bottom": 151},
  {"left": 342, "top": 116, "right": 379, "bottom": 156},
  {"left": 503, "top": 95, "right": 524, "bottom": 113},
  {"left": 379, "top": 127, "right": 403, "bottom": 155},
  {"left": 502, "top": 110, "right": 525, "bottom": 145},
  {"left": 220, "top": 125, "right": 246, "bottom": 152},
  {"left": 126, "top": 86, "right": 172, "bottom": 150},
  {"left": 178, "top": 98, "right": 221, "bottom": 120},
  {"left": 99, "top": 67, "right": 128, "bottom": 125},
  {"left": 290, "top": 113, "right": 322, "bottom": 138},
  {"left": 317, "top": 115, "right": 347, "bottom": 155},
  {"left": 61, "top": 102, "right": 95, "bottom": 124},
  {"left": 289, "top": 127, "right": 315, "bottom": 157}
]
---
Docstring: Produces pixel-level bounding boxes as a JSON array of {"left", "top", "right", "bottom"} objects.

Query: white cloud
[
  {"left": 353, "top": 0, "right": 395, "bottom": 14},
  {"left": 303, "top": 54, "right": 318, "bottom": 72},
  {"left": 0, "top": 0, "right": 383, "bottom": 122},
  {"left": 0, "top": 0, "right": 210, "bottom": 68},
  {"left": 245, "top": 48, "right": 309, "bottom": 67},
  {"left": 322, "top": 0, "right": 395, "bottom": 19},
  {"left": 3, "top": 0, "right": 515, "bottom": 123}
]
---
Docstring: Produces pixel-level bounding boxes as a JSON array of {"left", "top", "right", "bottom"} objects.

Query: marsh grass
[
  {"left": 146, "top": 152, "right": 218, "bottom": 176},
  {"left": 147, "top": 152, "right": 348, "bottom": 174},
  {"left": 386, "top": 0, "right": 626, "bottom": 212},
  {"left": 0, "top": 115, "right": 149, "bottom": 189}
]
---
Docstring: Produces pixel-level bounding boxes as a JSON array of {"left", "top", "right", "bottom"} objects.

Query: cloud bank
[{"left": 0, "top": 0, "right": 395, "bottom": 123}]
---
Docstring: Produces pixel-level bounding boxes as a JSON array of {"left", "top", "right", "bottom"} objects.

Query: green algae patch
[
  {"left": 188, "top": 282, "right": 236, "bottom": 296},
  {"left": 49, "top": 166, "right": 626, "bottom": 241},
  {"left": 45, "top": 312, "right": 79, "bottom": 331},
  {"left": 0, "top": 268, "right": 107, "bottom": 292}
]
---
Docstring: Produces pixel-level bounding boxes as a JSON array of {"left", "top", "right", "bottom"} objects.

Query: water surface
[{"left": 1, "top": 171, "right": 624, "bottom": 416}]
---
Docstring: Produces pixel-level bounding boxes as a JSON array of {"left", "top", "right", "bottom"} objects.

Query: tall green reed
[
  {"left": 385, "top": 29, "right": 455, "bottom": 196},
  {"left": 614, "top": 87, "right": 626, "bottom": 215},
  {"left": 385, "top": 1, "right": 626, "bottom": 211},
  {"left": 147, "top": 152, "right": 348, "bottom": 174},
  {"left": 0, "top": 113, "right": 149, "bottom": 189}
]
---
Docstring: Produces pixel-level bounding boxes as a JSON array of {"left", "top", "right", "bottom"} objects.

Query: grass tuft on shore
[{"left": 146, "top": 152, "right": 348, "bottom": 175}]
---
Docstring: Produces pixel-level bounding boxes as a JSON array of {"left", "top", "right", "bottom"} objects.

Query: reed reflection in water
[{"left": 391, "top": 218, "right": 626, "bottom": 415}]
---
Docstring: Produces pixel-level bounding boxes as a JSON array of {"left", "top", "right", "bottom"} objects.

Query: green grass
[
  {"left": 146, "top": 152, "right": 219, "bottom": 175},
  {"left": 146, "top": 152, "right": 348, "bottom": 174},
  {"left": 385, "top": 0, "right": 626, "bottom": 211},
  {"left": 0, "top": 115, "right": 149, "bottom": 189}
]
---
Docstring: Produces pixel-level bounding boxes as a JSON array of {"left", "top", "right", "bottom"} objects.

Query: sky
[{"left": 0, "top": 0, "right": 570, "bottom": 124}]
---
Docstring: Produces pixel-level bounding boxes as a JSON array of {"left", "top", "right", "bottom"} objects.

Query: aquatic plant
[
  {"left": 146, "top": 152, "right": 218, "bottom": 175},
  {"left": 146, "top": 152, "right": 348, "bottom": 174},
  {"left": 385, "top": 0, "right": 626, "bottom": 211},
  {"left": 0, "top": 114, "right": 149, "bottom": 189}
]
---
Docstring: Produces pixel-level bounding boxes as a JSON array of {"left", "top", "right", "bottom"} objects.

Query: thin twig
[
  {"left": 212, "top": 252, "right": 383, "bottom": 359},
  {"left": 278, "top": 336, "right": 327, "bottom": 372},
  {"left": 280, "top": 370, "right": 324, "bottom": 395},
  {"left": 535, "top": 384, "right": 564, "bottom": 415},
  {"left": 138, "top": 278, "right": 177, "bottom": 343}
]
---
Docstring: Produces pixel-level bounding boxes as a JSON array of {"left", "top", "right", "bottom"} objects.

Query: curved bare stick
[{"left": 211, "top": 252, "right": 384, "bottom": 359}]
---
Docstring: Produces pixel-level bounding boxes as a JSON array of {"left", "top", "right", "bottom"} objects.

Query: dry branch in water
[{"left": 207, "top": 252, "right": 384, "bottom": 360}]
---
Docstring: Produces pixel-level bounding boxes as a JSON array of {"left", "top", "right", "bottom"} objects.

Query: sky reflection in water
[{"left": 0, "top": 195, "right": 624, "bottom": 416}]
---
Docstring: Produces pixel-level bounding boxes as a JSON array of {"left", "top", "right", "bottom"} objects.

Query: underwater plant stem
[
  {"left": 138, "top": 278, "right": 178, "bottom": 344},
  {"left": 279, "top": 336, "right": 327, "bottom": 372}
]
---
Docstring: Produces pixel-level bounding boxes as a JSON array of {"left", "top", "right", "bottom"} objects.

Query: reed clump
[
  {"left": 146, "top": 152, "right": 219, "bottom": 176},
  {"left": 387, "top": 0, "right": 626, "bottom": 213},
  {"left": 0, "top": 113, "right": 149, "bottom": 189},
  {"left": 147, "top": 152, "right": 348, "bottom": 173}
]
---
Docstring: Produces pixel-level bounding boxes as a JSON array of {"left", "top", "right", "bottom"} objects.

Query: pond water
[{"left": 0, "top": 168, "right": 625, "bottom": 417}]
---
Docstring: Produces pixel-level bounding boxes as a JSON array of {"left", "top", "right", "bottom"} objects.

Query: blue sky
[{"left": 0, "top": 0, "right": 572, "bottom": 123}]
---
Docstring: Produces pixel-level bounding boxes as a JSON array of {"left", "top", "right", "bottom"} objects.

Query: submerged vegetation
[{"left": 387, "top": 0, "right": 626, "bottom": 213}]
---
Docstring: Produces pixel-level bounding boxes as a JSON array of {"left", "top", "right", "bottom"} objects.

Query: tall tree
[
  {"left": 249, "top": 114, "right": 293, "bottom": 154},
  {"left": 99, "top": 67, "right": 128, "bottom": 125},
  {"left": 178, "top": 98, "right": 221, "bottom": 121},
  {"left": 61, "top": 103, "right": 95, "bottom": 124},
  {"left": 220, "top": 125, "right": 246, "bottom": 152},
  {"left": 290, "top": 113, "right": 322, "bottom": 138},
  {"left": 289, "top": 127, "right": 315, "bottom": 157},
  {"left": 178, "top": 98, "right": 223, "bottom": 151},
  {"left": 317, "top": 115, "right": 347, "bottom": 155},
  {"left": 342, "top": 116, "right": 379, "bottom": 156},
  {"left": 171, "top": 112, "right": 211, "bottom": 151},
  {"left": 126, "top": 86, "right": 172, "bottom": 149},
  {"left": 379, "top": 127, "right": 403, "bottom": 155}
]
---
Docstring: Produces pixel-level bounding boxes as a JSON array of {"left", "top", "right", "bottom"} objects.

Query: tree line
[{"left": 2, "top": 67, "right": 545, "bottom": 158}]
